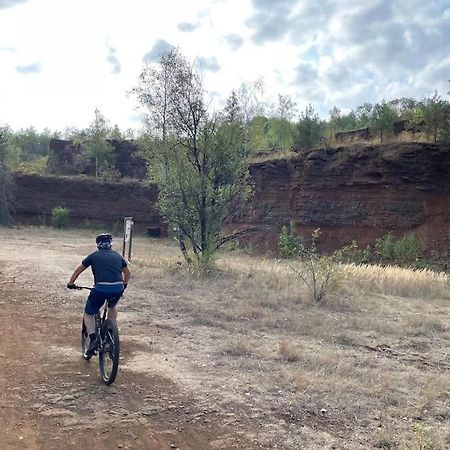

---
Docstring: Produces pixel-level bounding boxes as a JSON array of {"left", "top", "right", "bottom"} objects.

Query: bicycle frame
[
  {"left": 75, "top": 284, "right": 121, "bottom": 384},
  {"left": 76, "top": 286, "right": 109, "bottom": 351}
]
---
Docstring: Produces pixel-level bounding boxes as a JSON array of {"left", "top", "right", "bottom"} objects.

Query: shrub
[
  {"left": 51, "top": 206, "right": 69, "bottom": 228},
  {"left": 394, "top": 234, "right": 422, "bottom": 266},
  {"left": 375, "top": 233, "right": 396, "bottom": 263},
  {"left": 279, "top": 221, "right": 304, "bottom": 258},
  {"left": 289, "top": 228, "right": 339, "bottom": 302},
  {"left": 375, "top": 233, "right": 423, "bottom": 267},
  {"left": 333, "top": 240, "right": 371, "bottom": 265}
]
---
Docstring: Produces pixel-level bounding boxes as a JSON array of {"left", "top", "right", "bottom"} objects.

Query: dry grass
[
  {"left": 339, "top": 263, "right": 450, "bottom": 299},
  {"left": 3, "top": 227, "right": 449, "bottom": 448},
  {"left": 131, "top": 243, "right": 450, "bottom": 447}
]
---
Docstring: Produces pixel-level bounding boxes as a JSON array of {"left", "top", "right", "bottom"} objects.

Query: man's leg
[
  {"left": 84, "top": 312, "right": 95, "bottom": 334},
  {"left": 84, "top": 290, "right": 103, "bottom": 355},
  {"left": 107, "top": 306, "right": 117, "bottom": 322},
  {"left": 107, "top": 292, "right": 122, "bottom": 323}
]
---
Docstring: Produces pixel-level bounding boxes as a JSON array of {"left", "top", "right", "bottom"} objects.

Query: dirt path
[{"left": 0, "top": 230, "right": 262, "bottom": 450}]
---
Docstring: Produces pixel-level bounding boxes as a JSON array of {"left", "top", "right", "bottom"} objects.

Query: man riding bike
[{"left": 67, "top": 233, "right": 131, "bottom": 356}]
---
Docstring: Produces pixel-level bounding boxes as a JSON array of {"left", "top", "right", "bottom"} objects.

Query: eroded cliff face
[
  {"left": 11, "top": 142, "right": 450, "bottom": 258},
  {"left": 12, "top": 174, "right": 164, "bottom": 234},
  {"left": 232, "top": 142, "right": 450, "bottom": 258}
]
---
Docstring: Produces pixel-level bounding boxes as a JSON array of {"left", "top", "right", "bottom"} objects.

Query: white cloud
[{"left": 0, "top": 0, "right": 449, "bottom": 130}]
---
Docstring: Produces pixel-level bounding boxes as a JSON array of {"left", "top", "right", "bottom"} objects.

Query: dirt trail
[{"left": 0, "top": 230, "right": 262, "bottom": 450}]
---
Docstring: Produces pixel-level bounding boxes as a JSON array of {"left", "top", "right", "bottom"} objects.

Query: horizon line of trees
[{"left": 1, "top": 87, "right": 450, "bottom": 176}]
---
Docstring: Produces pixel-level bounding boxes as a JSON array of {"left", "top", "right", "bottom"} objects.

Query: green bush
[
  {"left": 279, "top": 221, "right": 304, "bottom": 258},
  {"left": 375, "top": 233, "right": 422, "bottom": 267},
  {"left": 394, "top": 234, "right": 422, "bottom": 266},
  {"left": 375, "top": 233, "right": 396, "bottom": 263},
  {"left": 51, "top": 206, "right": 69, "bottom": 228}
]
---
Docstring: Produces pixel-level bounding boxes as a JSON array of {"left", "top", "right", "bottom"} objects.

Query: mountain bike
[{"left": 75, "top": 286, "right": 120, "bottom": 385}]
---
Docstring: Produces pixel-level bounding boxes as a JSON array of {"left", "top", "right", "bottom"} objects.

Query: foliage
[
  {"left": 393, "top": 234, "right": 423, "bottom": 266},
  {"left": 270, "top": 94, "right": 297, "bottom": 148},
  {"left": 332, "top": 240, "right": 371, "bottom": 265},
  {"left": 332, "top": 233, "right": 423, "bottom": 268},
  {"left": 83, "top": 108, "right": 115, "bottom": 178},
  {"left": 420, "top": 91, "right": 450, "bottom": 143},
  {"left": 295, "top": 104, "right": 323, "bottom": 149},
  {"left": 99, "top": 164, "right": 121, "bottom": 183},
  {"left": 286, "top": 228, "right": 339, "bottom": 302},
  {"left": 374, "top": 233, "right": 423, "bottom": 266},
  {"left": 279, "top": 221, "right": 304, "bottom": 258},
  {"left": 17, "top": 156, "right": 48, "bottom": 174},
  {"left": 234, "top": 78, "right": 266, "bottom": 154},
  {"left": 134, "top": 49, "right": 251, "bottom": 265},
  {"left": 0, "top": 127, "right": 15, "bottom": 225},
  {"left": 370, "top": 101, "right": 398, "bottom": 142},
  {"left": 51, "top": 206, "right": 69, "bottom": 228}
]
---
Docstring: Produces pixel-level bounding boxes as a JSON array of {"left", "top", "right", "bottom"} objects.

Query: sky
[{"left": 1, "top": 0, "right": 449, "bottom": 132}]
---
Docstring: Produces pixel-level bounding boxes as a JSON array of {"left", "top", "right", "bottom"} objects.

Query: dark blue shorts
[{"left": 84, "top": 288, "right": 124, "bottom": 315}]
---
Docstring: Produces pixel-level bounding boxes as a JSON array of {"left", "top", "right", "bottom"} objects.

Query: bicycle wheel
[
  {"left": 81, "top": 320, "right": 93, "bottom": 361},
  {"left": 98, "top": 319, "right": 120, "bottom": 385}
]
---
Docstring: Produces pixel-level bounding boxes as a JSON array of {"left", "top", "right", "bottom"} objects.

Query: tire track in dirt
[{"left": 0, "top": 283, "right": 259, "bottom": 449}]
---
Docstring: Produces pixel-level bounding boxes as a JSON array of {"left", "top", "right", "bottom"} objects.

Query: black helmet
[{"left": 96, "top": 233, "right": 112, "bottom": 249}]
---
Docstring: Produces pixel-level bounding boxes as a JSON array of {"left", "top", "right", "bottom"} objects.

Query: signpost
[{"left": 122, "top": 216, "right": 134, "bottom": 261}]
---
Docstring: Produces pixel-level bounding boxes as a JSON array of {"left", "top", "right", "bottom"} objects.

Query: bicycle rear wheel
[
  {"left": 81, "top": 320, "right": 93, "bottom": 360},
  {"left": 99, "top": 319, "right": 120, "bottom": 385}
]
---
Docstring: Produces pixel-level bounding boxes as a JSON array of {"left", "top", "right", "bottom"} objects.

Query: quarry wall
[{"left": 12, "top": 142, "right": 450, "bottom": 258}]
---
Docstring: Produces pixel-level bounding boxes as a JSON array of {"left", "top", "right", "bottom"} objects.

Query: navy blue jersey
[{"left": 82, "top": 249, "right": 127, "bottom": 285}]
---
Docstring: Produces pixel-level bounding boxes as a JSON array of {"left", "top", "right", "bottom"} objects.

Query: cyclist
[{"left": 67, "top": 233, "right": 131, "bottom": 356}]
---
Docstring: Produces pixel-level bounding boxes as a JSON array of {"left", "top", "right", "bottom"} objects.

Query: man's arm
[
  {"left": 122, "top": 266, "right": 131, "bottom": 286},
  {"left": 68, "top": 264, "right": 87, "bottom": 286}
]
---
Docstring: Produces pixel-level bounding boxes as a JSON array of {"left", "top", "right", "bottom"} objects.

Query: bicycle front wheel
[{"left": 99, "top": 319, "right": 120, "bottom": 385}]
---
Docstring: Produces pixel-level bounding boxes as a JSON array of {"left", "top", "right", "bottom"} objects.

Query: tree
[
  {"left": 371, "top": 101, "right": 398, "bottom": 142},
  {"left": 234, "top": 78, "right": 265, "bottom": 154},
  {"left": 352, "top": 103, "right": 373, "bottom": 128},
  {"left": 270, "top": 94, "right": 297, "bottom": 148},
  {"left": 421, "top": 92, "right": 449, "bottom": 142},
  {"left": 295, "top": 104, "right": 323, "bottom": 149},
  {"left": 132, "top": 48, "right": 186, "bottom": 176},
  {"left": 84, "top": 108, "right": 114, "bottom": 178},
  {"left": 0, "top": 127, "right": 14, "bottom": 225},
  {"left": 134, "top": 50, "right": 251, "bottom": 265}
]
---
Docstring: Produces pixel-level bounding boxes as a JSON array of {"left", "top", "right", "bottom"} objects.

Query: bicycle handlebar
[{"left": 72, "top": 285, "right": 92, "bottom": 290}]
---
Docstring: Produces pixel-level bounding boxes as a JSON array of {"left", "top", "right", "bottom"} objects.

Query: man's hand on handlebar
[{"left": 67, "top": 283, "right": 80, "bottom": 290}]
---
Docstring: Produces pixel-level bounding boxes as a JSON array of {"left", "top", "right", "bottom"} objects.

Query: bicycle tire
[
  {"left": 98, "top": 319, "right": 120, "bottom": 385},
  {"left": 81, "top": 320, "right": 93, "bottom": 361}
]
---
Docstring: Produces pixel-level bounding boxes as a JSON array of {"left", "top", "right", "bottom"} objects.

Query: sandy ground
[
  {"left": 1, "top": 227, "right": 449, "bottom": 450},
  {"left": 0, "top": 229, "right": 265, "bottom": 450}
]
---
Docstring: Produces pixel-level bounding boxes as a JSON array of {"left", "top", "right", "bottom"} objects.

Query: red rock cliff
[
  {"left": 13, "top": 174, "right": 164, "bottom": 235},
  {"left": 232, "top": 142, "right": 450, "bottom": 258},
  {"left": 11, "top": 142, "right": 450, "bottom": 258}
]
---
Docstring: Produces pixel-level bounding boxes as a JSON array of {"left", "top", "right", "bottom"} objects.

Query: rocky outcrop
[
  {"left": 232, "top": 142, "right": 450, "bottom": 258},
  {"left": 12, "top": 173, "right": 164, "bottom": 235},
  {"left": 12, "top": 142, "right": 450, "bottom": 258}
]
